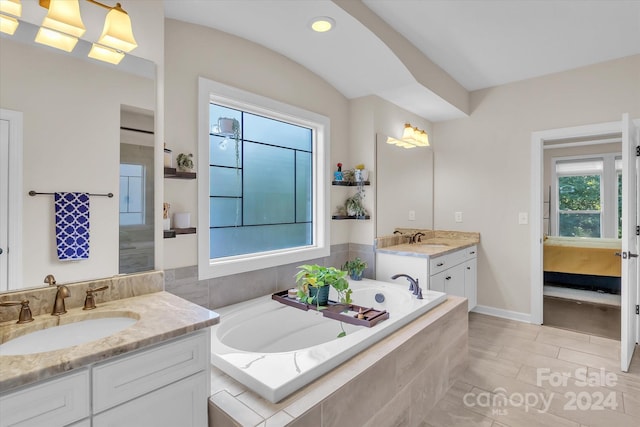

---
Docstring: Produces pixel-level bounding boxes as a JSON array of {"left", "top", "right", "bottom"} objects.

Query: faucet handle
[
  {"left": 83, "top": 286, "right": 109, "bottom": 310},
  {"left": 0, "top": 300, "right": 34, "bottom": 324},
  {"left": 44, "top": 274, "right": 56, "bottom": 286}
]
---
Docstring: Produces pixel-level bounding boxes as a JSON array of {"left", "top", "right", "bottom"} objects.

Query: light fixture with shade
[
  {"left": 24, "top": 0, "right": 137, "bottom": 63},
  {"left": 0, "top": 0, "right": 22, "bottom": 35},
  {"left": 92, "top": 1, "right": 137, "bottom": 52},
  {"left": 387, "top": 123, "right": 430, "bottom": 149}
]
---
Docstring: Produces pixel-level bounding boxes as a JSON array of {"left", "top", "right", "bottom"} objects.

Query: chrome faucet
[
  {"left": 45, "top": 274, "right": 70, "bottom": 316},
  {"left": 391, "top": 273, "right": 423, "bottom": 299},
  {"left": 0, "top": 300, "right": 34, "bottom": 324}
]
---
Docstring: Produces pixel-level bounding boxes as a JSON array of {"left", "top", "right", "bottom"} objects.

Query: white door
[
  {"left": 0, "top": 109, "right": 22, "bottom": 292},
  {"left": 621, "top": 113, "right": 639, "bottom": 372}
]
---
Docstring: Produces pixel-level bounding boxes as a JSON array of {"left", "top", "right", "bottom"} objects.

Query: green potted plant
[
  {"left": 342, "top": 258, "right": 367, "bottom": 281},
  {"left": 345, "top": 192, "right": 367, "bottom": 217},
  {"left": 176, "top": 153, "right": 194, "bottom": 172},
  {"left": 295, "top": 264, "right": 352, "bottom": 308}
]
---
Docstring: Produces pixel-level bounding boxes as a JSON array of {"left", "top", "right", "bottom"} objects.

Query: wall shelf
[
  {"left": 332, "top": 181, "right": 369, "bottom": 186},
  {"left": 163, "top": 227, "right": 197, "bottom": 239},
  {"left": 332, "top": 215, "right": 370, "bottom": 220},
  {"left": 164, "top": 167, "right": 196, "bottom": 179}
]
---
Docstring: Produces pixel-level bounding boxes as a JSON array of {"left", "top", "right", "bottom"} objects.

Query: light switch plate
[
  {"left": 455, "top": 212, "right": 463, "bottom": 223},
  {"left": 519, "top": 212, "right": 528, "bottom": 225},
  {"left": 408, "top": 210, "right": 416, "bottom": 221}
]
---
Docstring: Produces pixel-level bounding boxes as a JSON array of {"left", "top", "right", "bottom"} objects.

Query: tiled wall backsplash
[{"left": 165, "top": 243, "right": 375, "bottom": 309}]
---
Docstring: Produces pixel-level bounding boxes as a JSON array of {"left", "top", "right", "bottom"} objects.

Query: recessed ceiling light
[{"left": 310, "top": 16, "right": 335, "bottom": 33}]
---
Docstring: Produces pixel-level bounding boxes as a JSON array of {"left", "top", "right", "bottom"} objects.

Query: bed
[{"left": 543, "top": 236, "right": 621, "bottom": 293}]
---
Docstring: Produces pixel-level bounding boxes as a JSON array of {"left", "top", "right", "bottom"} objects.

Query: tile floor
[{"left": 422, "top": 312, "right": 640, "bottom": 427}]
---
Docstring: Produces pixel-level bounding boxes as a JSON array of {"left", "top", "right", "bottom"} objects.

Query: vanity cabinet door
[
  {"left": 93, "top": 330, "right": 208, "bottom": 413},
  {"left": 93, "top": 373, "right": 207, "bottom": 427},
  {"left": 431, "top": 264, "right": 465, "bottom": 299},
  {"left": 0, "top": 369, "right": 89, "bottom": 427},
  {"left": 464, "top": 258, "right": 477, "bottom": 310}
]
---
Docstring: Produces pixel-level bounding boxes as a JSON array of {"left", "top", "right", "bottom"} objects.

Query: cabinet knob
[
  {"left": 469, "top": 251, "right": 476, "bottom": 255},
  {"left": 445, "top": 276, "right": 452, "bottom": 280},
  {"left": 437, "top": 262, "right": 444, "bottom": 267},
  {"left": 467, "top": 267, "right": 471, "bottom": 270}
]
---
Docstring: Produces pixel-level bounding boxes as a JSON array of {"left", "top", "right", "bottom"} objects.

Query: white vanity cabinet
[
  {"left": 376, "top": 245, "right": 477, "bottom": 311},
  {"left": 0, "top": 330, "right": 210, "bottom": 427}
]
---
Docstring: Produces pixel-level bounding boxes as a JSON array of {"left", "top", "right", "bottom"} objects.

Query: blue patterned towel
[{"left": 55, "top": 192, "right": 90, "bottom": 261}]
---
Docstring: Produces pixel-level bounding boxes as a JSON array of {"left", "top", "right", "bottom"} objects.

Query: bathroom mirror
[
  {"left": 375, "top": 133, "right": 434, "bottom": 236},
  {"left": 0, "top": 20, "right": 156, "bottom": 291}
]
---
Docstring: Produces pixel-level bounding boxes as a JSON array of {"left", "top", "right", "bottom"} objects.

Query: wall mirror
[
  {"left": 375, "top": 133, "right": 434, "bottom": 237},
  {"left": 0, "top": 19, "right": 156, "bottom": 292}
]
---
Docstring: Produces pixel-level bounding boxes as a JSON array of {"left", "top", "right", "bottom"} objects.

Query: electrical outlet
[
  {"left": 519, "top": 212, "right": 528, "bottom": 225},
  {"left": 408, "top": 210, "right": 416, "bottom": 221},
  {"left": 455, "top": 212, "right": 463, "bottom": 223}
]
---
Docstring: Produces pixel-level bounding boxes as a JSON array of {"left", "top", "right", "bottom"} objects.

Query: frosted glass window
[
  {"left": 243, "top": 113, "right": 311, "bottom": 151},
  {"left": 209, "top": 102, "right": 313, "bottom": 259},
  {"left": 119, "top": 163, "right": 144, "bottom": 225},
  {"left": 244, "top": 143, "right": 295, "bottom": 225}
]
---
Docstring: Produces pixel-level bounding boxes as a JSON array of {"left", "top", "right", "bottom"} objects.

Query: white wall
[
  {"left": 432, "top": 54, "right": 640, "bottom": 315},
  {"left": 163, "top": 19, "right": 350, "bottom": 269},
  {"left": 0, "top": 38, "right": 155, "bottom": 287}
]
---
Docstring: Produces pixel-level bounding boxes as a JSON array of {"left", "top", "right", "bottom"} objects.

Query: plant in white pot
[{"left": 176, "top": 153, "right": 194, "bottom": 172}]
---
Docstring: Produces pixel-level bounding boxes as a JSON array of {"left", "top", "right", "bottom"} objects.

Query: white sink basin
[
  {"left": 0, "top": 317, "right": 138, "bottom": 355},
  {"left": 420, "top": 244, "right": 448, "bottom": 248}
]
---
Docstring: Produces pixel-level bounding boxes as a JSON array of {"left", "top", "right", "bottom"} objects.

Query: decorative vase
[
  {"left": 349, "top": 271, "right": 363, "bottom": 281},
  {"left": 309, "top": 286, "right": 330, "bottom": 306}
]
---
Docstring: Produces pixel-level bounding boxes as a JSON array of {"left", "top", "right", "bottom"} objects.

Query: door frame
[
  {"left": 530, "top": 119, "right": 627, "bottom": 325},
  {"left": 0, "top": 108, "right": 23, "bottom": 292}
]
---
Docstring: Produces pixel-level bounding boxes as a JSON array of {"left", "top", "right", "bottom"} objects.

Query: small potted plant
[
  {"left": 295, "top": 264, "right": 352, "bottom": 308},
  {"left": 176, "top": 153, "right": 194, "bottom": 172},
  {"left": 345, "top": 192, "right": 367, "bottom": 217},
  {"left": 342, "top": 258, "right": 367, "bottom": 281}
]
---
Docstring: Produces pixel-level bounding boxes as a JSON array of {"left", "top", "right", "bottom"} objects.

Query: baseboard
[{"left": 471, "top": 305, "right": 532, "bottom": 324}]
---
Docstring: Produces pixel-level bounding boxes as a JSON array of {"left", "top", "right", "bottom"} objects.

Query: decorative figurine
[{"left": 334, "top": 162, "right": 343, "bottom": 181}]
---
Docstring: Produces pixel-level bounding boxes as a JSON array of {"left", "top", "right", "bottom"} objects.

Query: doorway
[{"left": 530, "top": 115, "right": 639, "bottom": 371}]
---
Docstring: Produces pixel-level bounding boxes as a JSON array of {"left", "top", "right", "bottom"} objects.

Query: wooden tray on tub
[{"left": 271, "top": 290, "right": 389, "bottom": 327}]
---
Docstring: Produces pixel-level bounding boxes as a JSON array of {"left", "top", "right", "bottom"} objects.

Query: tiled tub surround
[
  {"left": 376, "top": 229, "right": 481, "bottom": 257},
  {"left": 211, "top": 279, "right": 448, "bottom": 403},
  {"left": 209, "top": 296, "right": 468, "bottom": 426},
  {"left": 0, "top": 271, "right": 219, "bottom": 391},
  {"left": 165, "top": 243, "right": 376, "bottom": 310}
]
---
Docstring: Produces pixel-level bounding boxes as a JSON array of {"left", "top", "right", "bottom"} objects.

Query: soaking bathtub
[{"left": 210, "top": 278, "right": 447, "bottom": 403}]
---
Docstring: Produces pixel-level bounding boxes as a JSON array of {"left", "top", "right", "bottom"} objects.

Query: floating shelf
[
  {"left": 164, "top": 167, "right": 196, "bottom": 179},
  {"left": 332, "top": 181, "right": 370, "bottom": 186},
  {"left": 271, "top": 290, "right": 389, "bottom": 328},
  {"left": 163, "top": 227, "right": 197, "bottom": 239},
  {"left": 332, "top": 215, "right": 370, "bottom": 220}
]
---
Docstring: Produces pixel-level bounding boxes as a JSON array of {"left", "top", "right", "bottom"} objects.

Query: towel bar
[{"left": 29, "top": 191, "right": 114, "bottom": 198}]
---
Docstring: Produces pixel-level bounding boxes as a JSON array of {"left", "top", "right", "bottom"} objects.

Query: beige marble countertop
[
  {"left": 376, "top": 230, "right": 480, "bottom": 258},
  {"left": 0, "top": 291, "right": 219, "bottom": 392}
]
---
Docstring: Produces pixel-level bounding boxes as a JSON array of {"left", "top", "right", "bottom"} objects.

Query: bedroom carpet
[{"left": 543, "top": 295, "right": 621, "bottom": 340}]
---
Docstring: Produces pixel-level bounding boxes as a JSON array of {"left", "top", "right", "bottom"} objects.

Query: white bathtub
[{"left": 210, "top": 278, "right": 447, "bottom": 403}]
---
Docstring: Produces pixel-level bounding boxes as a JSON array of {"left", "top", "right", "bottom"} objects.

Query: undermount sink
[
  {"left": 0, "top": 316, "right": 138, "bottom": 356},
  {"left": 420, "top": 243, "right": 449, "bottom": 248}
]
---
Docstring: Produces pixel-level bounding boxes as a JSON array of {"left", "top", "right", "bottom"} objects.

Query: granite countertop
[
  {"left": 0, "top": 291, "right": 219, "bottom": 392},
  {"left": 376, "top": 230, "right": 480, "bottom": 258}
]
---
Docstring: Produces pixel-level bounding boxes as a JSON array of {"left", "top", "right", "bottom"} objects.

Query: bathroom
[{"left": 1, "top": 1, "right": 639, "bottom": 426}]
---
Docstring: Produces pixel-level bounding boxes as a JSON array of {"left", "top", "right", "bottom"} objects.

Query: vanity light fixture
[
  {"left": 0, "top": 0, "right": 22, "bottom": 35},
  {"left": 33, "top": 0, "right": 136, "bottom": 63},
  {"left": 387, "top": 123, "right": 430, "bottom": 149},
  {"left": 310, "top": 16, "right": 335, "bottom": 33}
]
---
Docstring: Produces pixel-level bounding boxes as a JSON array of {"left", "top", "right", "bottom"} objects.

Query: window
[
  {"left": 119, "top": 163, "right": 145, "bottom": 226},
  {"left": 552, "top": 154, "right": 621, "bottom": 238},
  {"left": 198, "top": 78, "right": 329, "bottom": 279},
  {"left": 208, "top": 104, "right": 313, "bottom": 259}
]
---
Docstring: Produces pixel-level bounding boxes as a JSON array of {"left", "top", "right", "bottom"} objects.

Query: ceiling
[{"left": 164, "top": 0, "right": 640, "bottom": 122}]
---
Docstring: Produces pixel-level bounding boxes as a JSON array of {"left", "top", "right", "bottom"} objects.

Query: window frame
[
  {"left": 197, "top": 77, "right": 330, "bottom": 280},
  {"left": 550, "top": 153, "right": 621, "bottom": 238}
]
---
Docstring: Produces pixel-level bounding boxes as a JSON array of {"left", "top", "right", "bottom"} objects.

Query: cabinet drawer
[
  {"left": 0, "top": 369, "right": 89, "bottom": 427},
  {"left": 429, "top": 246, "right": 477, "bottom": 275},
  {"left": 93, "top": 330, "right": 208, "bottom": 413}
]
